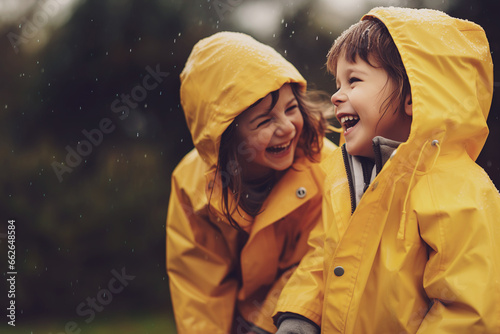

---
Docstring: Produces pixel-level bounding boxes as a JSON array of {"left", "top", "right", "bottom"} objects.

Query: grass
[{"left": 2, "top": 313, "right": 177, "bottom": 334}]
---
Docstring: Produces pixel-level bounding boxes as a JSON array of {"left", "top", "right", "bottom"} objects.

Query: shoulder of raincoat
[
  {"left": 274, "top": 7, "right": 500, "bottom": 333},
  {"left": 166, "top": 31, "right": 337, "bottom": 334}
]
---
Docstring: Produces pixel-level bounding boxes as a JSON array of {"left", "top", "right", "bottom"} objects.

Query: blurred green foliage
[{"left": 0, "top": 0, "right": 498, "bottom": 332}]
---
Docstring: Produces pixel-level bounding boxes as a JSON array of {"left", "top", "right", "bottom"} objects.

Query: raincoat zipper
[{"left": 341, "top": 144, "right": 356, "bottom": 215}]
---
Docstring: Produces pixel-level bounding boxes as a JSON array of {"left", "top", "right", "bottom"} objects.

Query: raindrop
[
  {"left": 4, "top": 105, "right": 7, "bottom": 109},
  {"left": 105, "top": 51, "right": 109, "bottom": 56},
  {"left": 129, "top": 48, "right": 132, "bottom": 52},
  {"left": 174, "top": 38, "right": 176, "bottom": 43},
  {"left": 316, "top": 36, "right": 318, "bottom": 40},
  {"left": 136, "top": 132, "right": 139, "bottom": 137}
]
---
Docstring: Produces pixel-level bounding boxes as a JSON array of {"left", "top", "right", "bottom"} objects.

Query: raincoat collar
[
  {"left": 343, "top": 136, "right": 400, "bottom": 212},
  {"left": 205, "top": 154, "right": 321, "bottom": 237}
]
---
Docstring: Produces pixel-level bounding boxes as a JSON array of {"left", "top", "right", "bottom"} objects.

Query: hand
[{"left": 275, "top": 318, "right": 319, "bottom": 334}]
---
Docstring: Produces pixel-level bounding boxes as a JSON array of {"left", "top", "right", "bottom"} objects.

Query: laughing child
[{"left": 274, "top": 7, "right": 500, "bottom": 333}]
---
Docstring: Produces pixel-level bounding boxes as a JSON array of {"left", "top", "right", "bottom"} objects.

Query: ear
[{"left": 404, "top": 94, "right": 413, "bottom": 116}]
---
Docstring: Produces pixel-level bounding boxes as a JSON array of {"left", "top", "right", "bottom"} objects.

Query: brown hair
[
  {"left": 326, "top": 17, "right": 411, "bottom": 120},
  {"left": 214, "top": 83, "right": 329, "bottom": 231}
]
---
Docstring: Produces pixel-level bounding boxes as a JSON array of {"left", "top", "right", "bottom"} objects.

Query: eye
[
  {"left": 349, "top": 77, "right": 361, "bottom": 85},
  {"left": 256, "top": 119, "right": 271, "bottom": 128},
  {"left": 286, "top": 104, "right": 299, "bottom": 113}
]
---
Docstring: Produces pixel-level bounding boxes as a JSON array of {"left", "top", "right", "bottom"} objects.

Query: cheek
[
  {"left": 248, "top": 130, "right": 273, "bottom": 151},
  {"left": 295, "top": 114, "right": 304, "bottom": 135}
]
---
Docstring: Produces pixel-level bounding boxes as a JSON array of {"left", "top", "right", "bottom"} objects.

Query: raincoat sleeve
[
  {"left": 415, "top": 167, "right": 500, "bottom": 333},
  {"left": 273, "top": 197, "right": 328, "bottom": 327},
  {"left": 166, "top": 169, "right": 239, "bottom": 334}
]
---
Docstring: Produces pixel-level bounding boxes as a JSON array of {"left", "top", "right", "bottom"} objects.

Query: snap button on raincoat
[
  {"left": 166, "top": 32, "right": 336, "bottom": 333},
  {"left": 274, "top": 7, "right": 500, "bottom": 333}
]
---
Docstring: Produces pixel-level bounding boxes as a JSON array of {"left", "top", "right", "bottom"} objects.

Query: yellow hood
[
  {"left": 365, "top": 7, "right": 493, "bottom": 161},
  {"left": 180, "top": 32, "right": 306, "bottom": 168}
]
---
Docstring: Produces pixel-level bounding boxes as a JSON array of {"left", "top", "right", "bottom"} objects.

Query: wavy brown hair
[
  {"left": 212, "top": 83, "right": 329, "bottom": 231},
  {"left": 326, "top": 17, "right": 411, "bottom": 121}
]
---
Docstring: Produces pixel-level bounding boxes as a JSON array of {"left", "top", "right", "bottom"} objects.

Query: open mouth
[
  {"left": 266, "top": 140, "right": 292, "bottom": 154},
  {"left": 340, "top": 115, "right": 360, "bottom": 132}
]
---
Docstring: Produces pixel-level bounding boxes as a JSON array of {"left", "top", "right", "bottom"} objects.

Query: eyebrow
[{"left": 249, "top": 96, "right": 297, "bottom": 124}]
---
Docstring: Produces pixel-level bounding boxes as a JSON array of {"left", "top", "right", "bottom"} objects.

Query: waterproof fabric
[
  {"left": 274, "top": 7, "right": 500, "bottom": 333},
  {"left": 166, "top": 32, "right": 336, "bottom": 333}
]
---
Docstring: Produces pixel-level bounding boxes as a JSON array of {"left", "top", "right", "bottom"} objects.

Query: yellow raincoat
[
  {"left": 274, "top": 7, "right": 500, "bottom": 333},
  {"left": 166, "top": 32, "right": 336, "bottom": 333}
]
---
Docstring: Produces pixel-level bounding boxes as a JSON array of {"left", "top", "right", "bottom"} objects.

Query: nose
[
  {"left": 331, "top": 89, "right": 344, "bottom": 107},
  {"left": 275, "top": 115, "right": 294, "bottom": 137}
]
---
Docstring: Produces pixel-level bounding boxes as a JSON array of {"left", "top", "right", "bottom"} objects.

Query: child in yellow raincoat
[
  {"left": 274, "top": 7, "right": 500, "bottom": 333},
  {"left": 166, "top": 32, "right": 336, "bottom": 333}
]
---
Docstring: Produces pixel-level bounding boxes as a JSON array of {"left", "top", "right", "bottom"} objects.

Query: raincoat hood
[
  {"left": 180, "top": 31, "right": 306, "bottom": 168},
  {"left": 365, "top": 7, "right": 493, "bottom": 161}
]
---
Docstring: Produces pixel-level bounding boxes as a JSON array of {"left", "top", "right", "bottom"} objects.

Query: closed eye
[
  {"left": 256, "top": 118, "right": 271, "bottom": 128},
  {"left": 286, "top": 104, "right": 298, "bottom": 113},
  {"left": 349, "top": 77, "right": 361, "bottom": 84}
]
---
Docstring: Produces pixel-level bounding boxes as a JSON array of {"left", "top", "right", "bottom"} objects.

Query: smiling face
[
  {"left": 235, "top": 84, "right": 304, "bottom": 181},
  {"left": 331, "top": 54, "right": 412, "bottom": 159}
]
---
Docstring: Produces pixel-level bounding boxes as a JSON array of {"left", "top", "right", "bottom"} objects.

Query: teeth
[
  {"left": 267, "top": 140, "right": 292, "bottom": 152},
  {"left": 340, "top": 115, "right": 359, "bottom": 125}
]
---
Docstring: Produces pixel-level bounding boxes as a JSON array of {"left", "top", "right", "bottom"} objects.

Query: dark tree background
[{"left": 0, "top": 0, "right": 498, "bottom": 332}]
